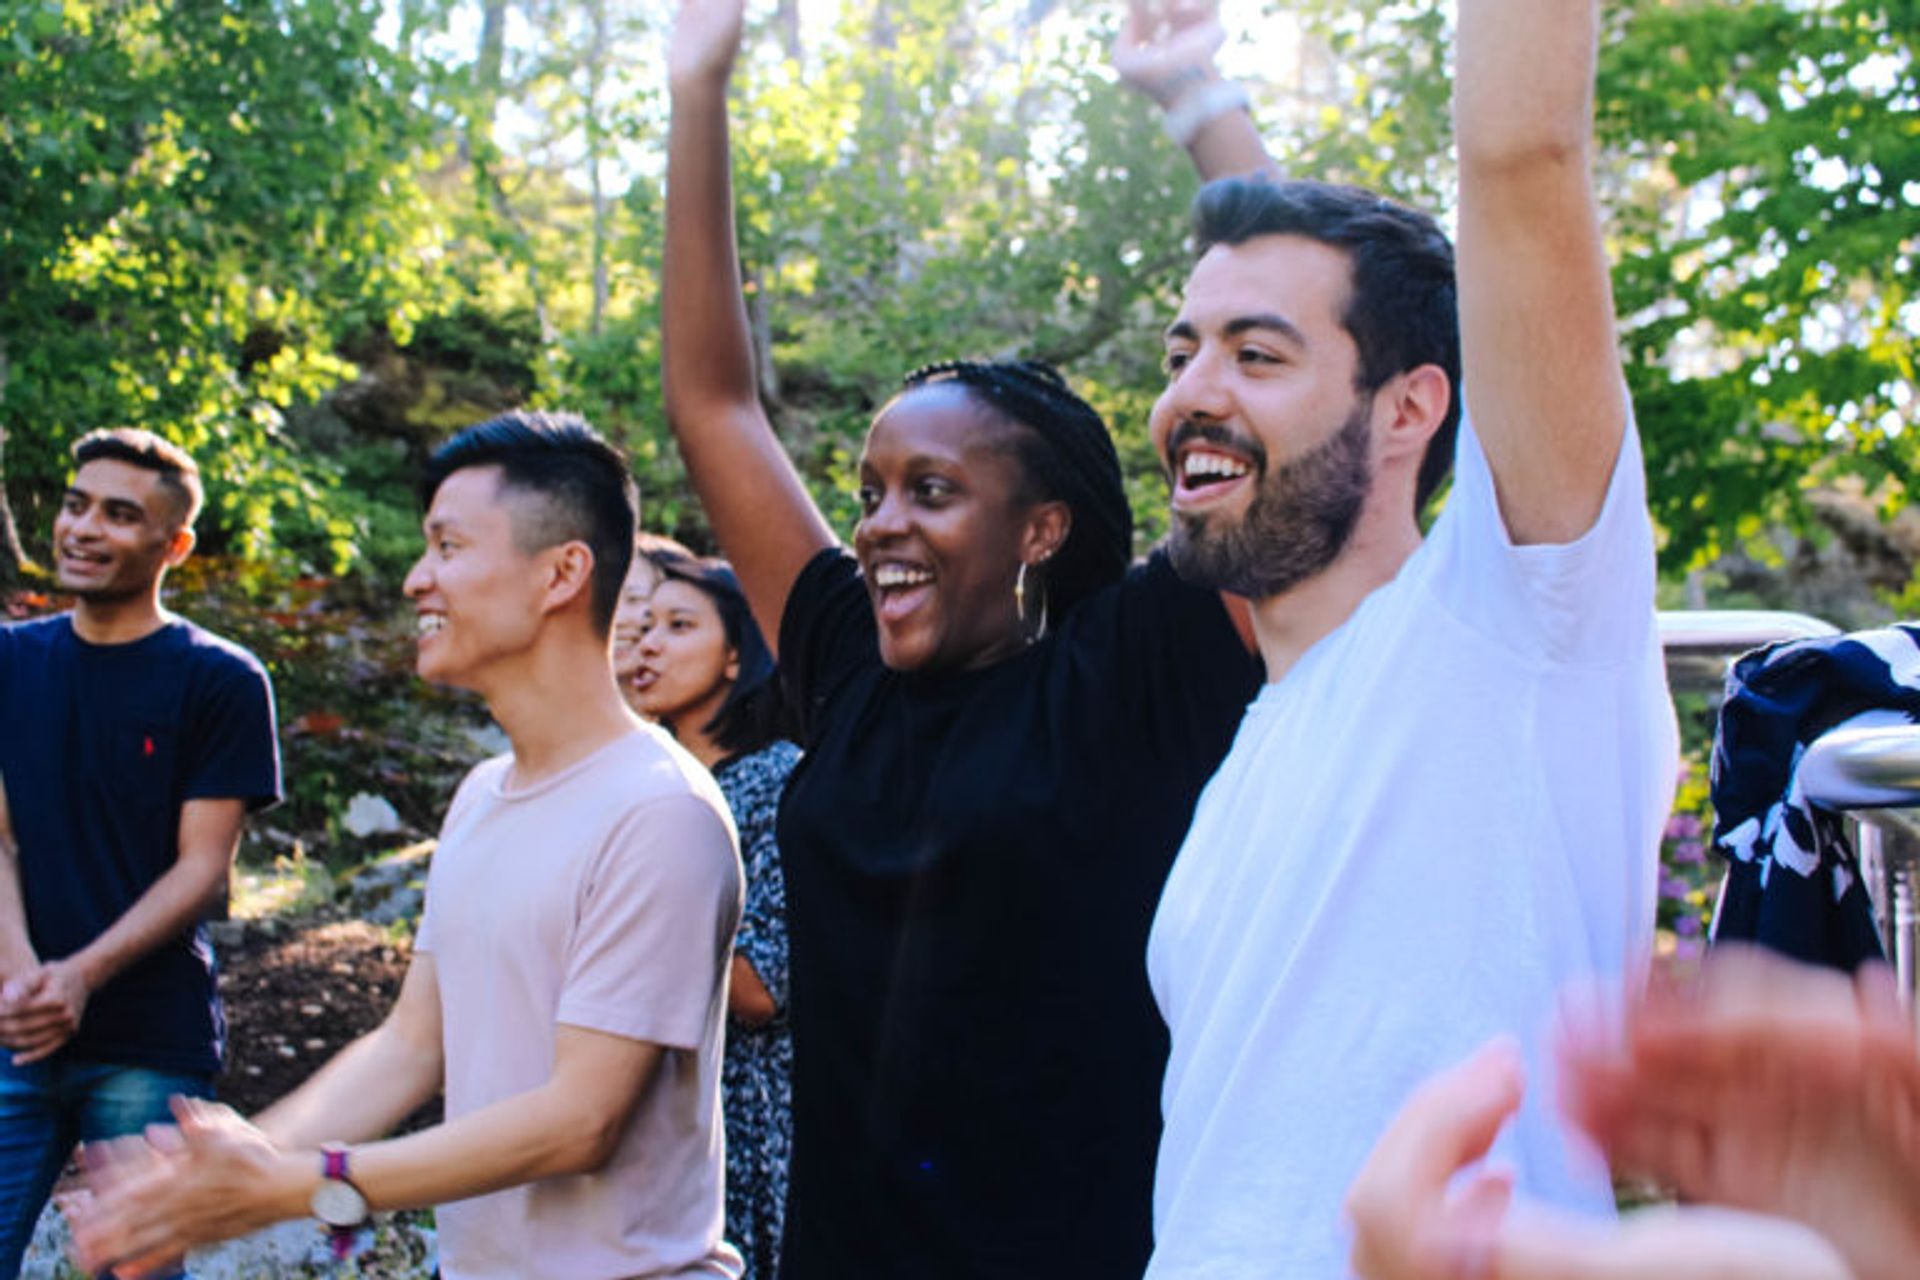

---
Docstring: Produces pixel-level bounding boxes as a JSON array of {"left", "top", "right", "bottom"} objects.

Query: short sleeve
[
  {"left": 181, "top": 651, "right": 282, "bottom": 811},
  {"left": 1425, "top": 411, "right": 1657, "bottom": 665},
  {"left": 555, "top": 791, "right": 743, "bottom": 1051},
  {"left": 778, "top": 548, "right": 875, "bottom": 747}
]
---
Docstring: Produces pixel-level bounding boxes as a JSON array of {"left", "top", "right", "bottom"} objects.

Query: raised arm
[
  {"left": 1454, "top": 0, "right": 1627, "bottom": 545},
  {"left": 664, "top": 0, "right": 835, "bottom": 651},
  {"left": 1114, "top": 0, "right": 1274, "bottom": 182}
]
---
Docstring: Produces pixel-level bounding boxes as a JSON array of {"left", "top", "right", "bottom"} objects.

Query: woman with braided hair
[{"left": 665, "top": 4, "right": 1261, "bottom": 1275}]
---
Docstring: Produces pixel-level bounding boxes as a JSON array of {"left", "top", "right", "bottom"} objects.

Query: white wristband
[{"left": 1162, "top": 80, "right": 1251, "bottom": 150}]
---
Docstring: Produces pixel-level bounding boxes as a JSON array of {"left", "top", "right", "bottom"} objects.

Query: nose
[
  {"left": 402, "top": 554, "right": 432, "bottom": 600},
  {"left": 1161, "top": 347, "right": 1234, "bottom": 426},
  {"left": 638, "top": 625, "right": 664, "bottom": 658},
  {"left": 858, "top": 488, "right": 911, "bottom": 544},
  {"left": 65, "top": 503, "right": 104, "bottom": 539}
]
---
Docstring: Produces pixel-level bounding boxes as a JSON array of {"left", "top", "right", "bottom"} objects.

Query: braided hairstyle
[{"left": 898, "top": 359, "right": 1132, "bottom": 629}]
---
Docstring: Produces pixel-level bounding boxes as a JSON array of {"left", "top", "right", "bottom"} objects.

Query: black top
[
  {"left": 776, "top": 548, "right": 1260, "bottom": 1278},
  {"left": 0, "top": 615, "right": 281, "bottom": 1075}
]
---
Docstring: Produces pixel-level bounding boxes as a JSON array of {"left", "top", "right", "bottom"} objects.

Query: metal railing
[{"left": 1658, "top": 610, "right": 1919, "bottom": 1008}]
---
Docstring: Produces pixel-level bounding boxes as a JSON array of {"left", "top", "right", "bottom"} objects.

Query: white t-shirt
[
  {"left": 415, "top": 726, "right": 745, "bottom": 1280},
  {"left": 1145, "top": 417, "right": 1678, "bottom": 1278}
]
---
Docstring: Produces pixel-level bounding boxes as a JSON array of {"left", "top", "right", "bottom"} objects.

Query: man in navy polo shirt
[{"left": 0, "top": 428, "right": 280, "bottom": 1275}]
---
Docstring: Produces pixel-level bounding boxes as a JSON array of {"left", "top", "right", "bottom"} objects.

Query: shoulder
[
  {"left": 0, "top": 613, "right": 72, "bottom": 655},
  {"left": 169, "top": 619, "right": 271, "bottom": 680},
  {"left": 589, "top": 729, "right": 737, "bottom": 846}
]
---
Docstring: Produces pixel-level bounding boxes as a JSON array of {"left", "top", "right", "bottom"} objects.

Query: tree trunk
[
  {"left": 584, "top": 0, "right": 610, "bottom": 336},
  {"left": 465, "top": 0, "right": 555, "bottom": 347},
  {"left": 774, "top": 0, "right": 802, "bottom": 63},
  {"left": 0, "top": 338, "right": 30, "bottom": 586}
]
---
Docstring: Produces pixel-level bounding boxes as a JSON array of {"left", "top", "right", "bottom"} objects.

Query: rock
[
  {"left": 463, "top": 722, "right": 511, "bottom": 757},
  {"left": 23, "top": 1202, "right": 437, "bottom": 1279},
  {"left": 342, "top": 794, "right": 403, "bottom": 839},
  {"left": 341, "top": 841, "right": 436, "bottom": 927}
]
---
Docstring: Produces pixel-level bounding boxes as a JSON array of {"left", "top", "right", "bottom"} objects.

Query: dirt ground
[{"left": 214, "top": 913, "right": 440, "bottom": 1130}]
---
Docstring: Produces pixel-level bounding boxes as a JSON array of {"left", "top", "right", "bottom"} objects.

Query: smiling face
[
  {"left": 53, "top": 459, "right": 193, "bottom": 603},
  {"left": 630, "top": 579, "right": 737, "bottom": 730},
  {"left": 1150, "top": 233, "right": 1379, "bottom": 599},
  {"left": 401, "top": 466, "right": 559, "bottom": 691},
  {"left": 853, "top": 383, "right": 1057, "bottom": 672}
]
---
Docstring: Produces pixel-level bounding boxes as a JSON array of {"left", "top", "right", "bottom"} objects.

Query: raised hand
[
  {"left": 668, "top": 0, "right": 749, "bottom": 92},
  {"left": 1113, "top": 0, "right": 1227, "bottom": 108}
]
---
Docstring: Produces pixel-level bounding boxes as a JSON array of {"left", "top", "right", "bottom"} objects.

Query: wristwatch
[{"left": 309, "top": 1144, "right": 369, "bottom": 1259}]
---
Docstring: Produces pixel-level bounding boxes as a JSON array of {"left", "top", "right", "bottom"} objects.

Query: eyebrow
[
  {"left": 1164, "top": 313, "right": 1309, "bottom": 348},
  {"left": 66, "top": 488, "right": 148, "bottom": 520}
]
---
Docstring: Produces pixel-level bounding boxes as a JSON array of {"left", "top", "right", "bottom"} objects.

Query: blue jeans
[{"left": 0, "top": 1056, "right": 211, "bottom": 1279}]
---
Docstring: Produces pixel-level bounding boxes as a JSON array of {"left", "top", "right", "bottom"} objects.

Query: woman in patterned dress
[{"left": 614, "top": 550, "right": 798, "bottom": 1280}]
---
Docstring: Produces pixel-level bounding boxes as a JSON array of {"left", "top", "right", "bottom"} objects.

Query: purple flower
[
  {"left": 1674, "top": 915, "right": 1703, "bottom": 938},
  {"left": 1664, "top": 813, "right": 1702, "bottom": 841},
  {"left": 1667, "top": 839, "right": 1706, "bottom": 866}
]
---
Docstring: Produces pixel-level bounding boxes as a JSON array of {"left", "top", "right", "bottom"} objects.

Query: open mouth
[
  {"left": 1171, "top": 444, "right": 1256, "bottom": 508},
  {"left": 631, "top": 665, "right": 660, "bottom": 692},
  {"left": 416, "top": 613, "right": 446, "bottom": 640},
  {"left": 868, "top": 559, "right": 935, "bottom": 625},
  {"left": 58, "top": 546, "right": 111, "bottom": 573}
]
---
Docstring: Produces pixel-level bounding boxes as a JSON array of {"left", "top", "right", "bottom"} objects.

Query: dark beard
[{"left": 1167, "top": 399, "right": 1372, "bottom": 599}]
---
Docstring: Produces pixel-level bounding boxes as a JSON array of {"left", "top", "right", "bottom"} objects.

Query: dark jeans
[{"left": 0, "top": 1055, "right": 210, "bottom": 1279}]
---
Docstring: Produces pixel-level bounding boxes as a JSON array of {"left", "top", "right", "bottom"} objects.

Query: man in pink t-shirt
[{"left": 69, "top": 412, "right": 745, "bottom": 1280}]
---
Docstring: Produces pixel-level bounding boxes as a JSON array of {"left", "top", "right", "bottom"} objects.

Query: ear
[
  {"left": 539, "top": 541, "right": 597, "bottom": 617},
  {"left": 724, "top": 647, "right": 741, "bottom": 683},
  {"left": 1373, "top": 364, "right": 1452, "bottom": 472},
  {"left": 162, "top": 525, "right": 196, "bottom": 568},
  {"left": 1020, "top": 499, "right": 1072, "bottom": 568}
]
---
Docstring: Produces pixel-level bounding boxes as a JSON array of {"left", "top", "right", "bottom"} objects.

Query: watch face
[{"left": 311, "top": 1178, "right": 368, "bottom": 1228}]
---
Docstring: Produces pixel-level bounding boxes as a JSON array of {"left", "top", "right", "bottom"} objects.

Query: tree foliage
[
  {"left": 2, "top": 0, "right": 1912, "bottom": 586},
  {"left": 0, "top": 0, "right": 447, "bottom": 573}
]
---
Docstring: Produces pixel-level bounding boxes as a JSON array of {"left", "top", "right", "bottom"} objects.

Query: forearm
[
  {"left": 248, "top": 1073, "right": 627, "bottom": 1228},
  {"left": 255, "top": 1021, "right": 443, "bottom": 1150},
  {"left": 1455, "top": 0, "right": 1600, "bottom": 172},
  {"left": 67, "top": 853, "right": 227, "bottom": 991},
  {"left": 1185, "top": 109, "right": 1275, "bottom": 183},
  {"left": 727, "top": 954, "right": 776, "bottom": 1027},
  {"left": 346, "top": 1077, "right": 625, "bottom": 1211},
  {"left": 662, "top": 73, "right": 762, "bottom": 424},
  {"left": 661, "top": 66, "right": 834, "bottom": 642},
  {"left": 0, "top": 827, "right": 37, "bottom": 979}
]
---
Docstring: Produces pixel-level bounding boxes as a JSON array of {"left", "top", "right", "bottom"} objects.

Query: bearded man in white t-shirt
[
  {"left": 1129, "top": 0, "right": 1679, "bottom": 1274},
  {"left": 68, "top": 412, "right": 745, "bottom": 1280}
]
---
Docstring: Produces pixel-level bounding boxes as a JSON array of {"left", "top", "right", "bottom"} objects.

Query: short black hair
[
  {"left": 648, "top": 552, "right": 797, "bottom": 758},
  {"left": 1192, "top": 177, "right": 1461, "bottom": 512},
  {"left": 419, "top": 410, "right": 637, "bottom": 634},
  {"left": 71, "top": 428, "right": 203, "bottom": 525},
  {"left": 897, "top": 359, "right": 1131, "bottom": 627}
]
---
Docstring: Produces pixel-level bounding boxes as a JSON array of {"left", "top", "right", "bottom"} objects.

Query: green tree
[{"left": 0, "top": 0, "right": 448, "bottom": 577}]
